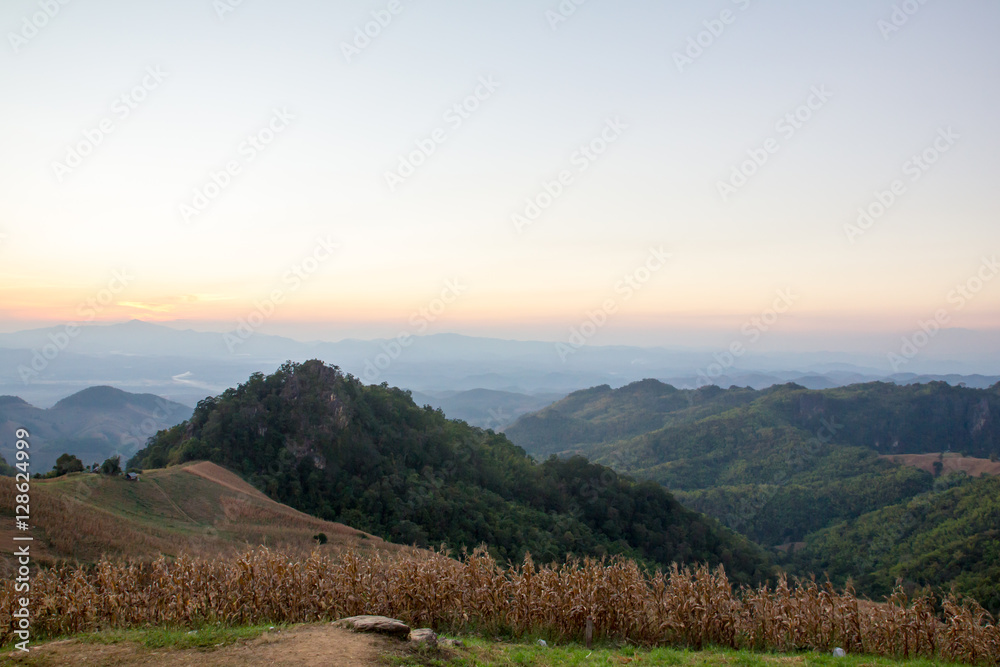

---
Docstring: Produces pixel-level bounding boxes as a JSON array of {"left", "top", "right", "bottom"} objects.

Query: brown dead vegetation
[{"left": 1, "top": 547, "right": 997, "bottom": 665}]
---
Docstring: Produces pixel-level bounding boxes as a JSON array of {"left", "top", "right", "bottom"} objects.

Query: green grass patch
[
  {"left": 392, "top": 636, "right": 965, "bottom": 666},
  {"left": 73, "top": 623, "right": 280, "bottom": 650}
]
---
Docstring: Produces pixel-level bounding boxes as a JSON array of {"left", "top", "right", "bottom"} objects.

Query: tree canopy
[{"left": 131, "top": 360, "right": 770, "bottom": 583}]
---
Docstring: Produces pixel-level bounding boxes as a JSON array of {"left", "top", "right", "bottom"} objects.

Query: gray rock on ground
[
  {"left": 334, "top": 615, "right": 411, "bottom": 638},
  {"left": 409, "top": 628, "right": 437, "bottom": 647}
]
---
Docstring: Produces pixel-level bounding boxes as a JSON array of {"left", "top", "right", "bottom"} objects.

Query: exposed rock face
[
  {"left": 334, "top": 615, "right": 411, "bottom": 638},
  {"left": 409, "top": 628, "right": 437, "bottom": 646}
]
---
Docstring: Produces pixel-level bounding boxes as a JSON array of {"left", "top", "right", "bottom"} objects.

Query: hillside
[
  {"left": 0, "top": 386, "right": 192, "bottom": 473},
  {"left": 131, "top": 361, "right": 771, "bottom": 583},
  {"left": 0, "top": 460, "right": 390, "bottom": 569},
  {"left": 791, "top": 473, "right": 1000, "bottom": 615},
  {"left": 504, "top": 379, "right": 1000, "bottom": 613},
  {"left": 503, "top": 382, "right": 756, "bottom": 458},
  {"left": 506, "top": 380, "right": 1000, "bottom": 460},
  {"left": 505, "top": 381, "right": 1000, "bottom": 540}
]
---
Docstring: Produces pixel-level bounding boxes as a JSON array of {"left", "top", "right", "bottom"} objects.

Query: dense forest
[
  {"left": 505, "top": 380, "right": 1000, "bottom": 545},
  {"left": 506, "top": 380, "right": 1000, "bottom": 461},
  {"left": 131, "top": 361, "right": 770, "bottom": 583},
  {"left": 791, "top": 472, "right": 1000, "bottom": 615},
  {"left": 504, "top": 379, "right": 1000, "bottom": 613}
]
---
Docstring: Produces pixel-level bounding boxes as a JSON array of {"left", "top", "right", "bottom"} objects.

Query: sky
[{"left": 1, "top": 0, "right": 998, "bottom": 352}]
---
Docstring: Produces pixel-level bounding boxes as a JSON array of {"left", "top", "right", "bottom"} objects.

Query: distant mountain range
[
  {"left": 1, "top": 320, "right": 998, "bottom": 420},
  {"left": 0, "top": 386, "right": 192, "bottom": 473}
]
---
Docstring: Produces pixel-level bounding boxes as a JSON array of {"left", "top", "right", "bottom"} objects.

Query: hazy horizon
[{"left": 2, "top": 316, "right": 1000, "bottom": 357}]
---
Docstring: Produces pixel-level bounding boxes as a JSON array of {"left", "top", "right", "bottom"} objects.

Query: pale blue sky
[{"left": 1, "top": 0, "right": 998, "bottom": 350}]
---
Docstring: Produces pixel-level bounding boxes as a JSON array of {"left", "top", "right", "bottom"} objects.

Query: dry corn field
[{"left": 2, "top": 548, "right": 998, "bottom": 664}]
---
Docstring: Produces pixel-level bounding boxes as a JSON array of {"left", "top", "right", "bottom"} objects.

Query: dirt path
[{"left": 2, "top": 625, "right": 400, "bottom": 667}]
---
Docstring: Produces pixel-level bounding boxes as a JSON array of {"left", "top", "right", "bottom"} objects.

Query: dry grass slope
[
  {"left": 0, "top": 461, "right": 394, "bottom": 569},
  {"left": 1, "top": 548, "right": 997, "bottom": 665}
]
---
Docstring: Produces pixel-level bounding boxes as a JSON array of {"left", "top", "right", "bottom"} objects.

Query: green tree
[
  {"left": 53, "top": 453, "right": 85, "bottom": 477},
  {"left": 100, "top": 455, "right": 121, "bottom": 476}
]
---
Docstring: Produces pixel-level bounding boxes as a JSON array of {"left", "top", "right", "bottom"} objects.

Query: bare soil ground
[
  {"left": 881, "top": 452, "right": 1000, "bottom": 477},
  {"left": 0, "top": 625, "right": 403, "bottom": 667}
]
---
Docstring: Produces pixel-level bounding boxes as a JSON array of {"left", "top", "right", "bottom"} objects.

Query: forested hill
[
  {"left": 505, "top": 379, "right": 1000, "bottom": 461},
  {"left": 792, "top": 473, "right": 1000, "bottom": 616},
  {"left": 503, "top": 380, "right": 1000, "bottom": 550},
  {"left": 0, "top": 386, "right": 192, "bottom": 473},
  {"left": 130, "top": 360, "right": 770, "bottom": 583},
  {"left": 499, "top": 378, "right": 1000, "bottom": 614}
]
